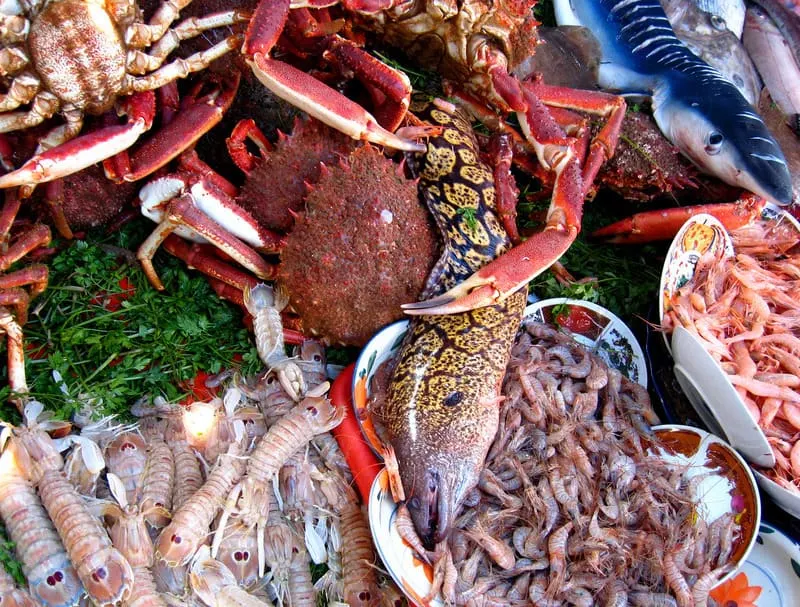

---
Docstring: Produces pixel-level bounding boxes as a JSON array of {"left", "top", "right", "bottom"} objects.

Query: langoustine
[{"left": 11, "top": 401, "right": 133, "bottom": 606}]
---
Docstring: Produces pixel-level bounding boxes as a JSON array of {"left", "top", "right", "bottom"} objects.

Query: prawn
[
  {"left": 0, "top": 442, "right": 83, "bottom": 607},
  {"left": 338, "top": 486, "right": 380, "bottom": 607},
  {"left": 190, "top": 546, "right": 274, "bottom": 607},
  {"left": 156, "top": 444, "right": 247, "bottom": 566},
  {"left": 139, "top": 438, "right": 174, "bottom": 528},
  {"left": 230, "top": 386, "right": 342, "bottom": 552},
  {"left": 13, "top": 402, "right": 133, "bottom": 606},
  {"left": 245, "top": 283, "right": 305, "bottom": 402}
]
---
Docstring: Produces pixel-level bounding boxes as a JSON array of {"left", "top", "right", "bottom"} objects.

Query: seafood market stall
[{"left": 0, "top": 0, "right": 800, "bottom": 605}]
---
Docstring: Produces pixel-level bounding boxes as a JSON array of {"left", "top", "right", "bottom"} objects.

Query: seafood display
[
  {"left": 3, "top": 0, "right": 800, "bottom": 605},
  {"left": 382, "top": 322, "right": 755, "bottom": 606},
  {"left": 663, "top": 217, "right": 800, "bottom": 493},
  {"left": 555, "top": 0, "right": 793, "bottom": 206}
]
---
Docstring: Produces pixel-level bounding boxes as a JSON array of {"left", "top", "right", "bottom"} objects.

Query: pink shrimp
[
  {"left": 727, "top": 374, "right": 800, "bottom": 402},
  {"left": 104, "top": 431, "right": 149, "bottom": 505},
  {"left": 287, "top": 543, "right": 317, "bottom": 607},
  {"left": 190, "top": 546, "right": 274, "bottom": 607},
  {"left": 464, "top": 519, "right": 516, "bottom": 571},
  {"left": 662, "top": 548, "right": 693, "bottom": 607},
  {"left": 156, "top": 444, "right": 246, "bottom": 566},
  {"left": 214, "top": 521, "right": 260, "bottom": 590},
  {"left": 233, "top": 388, "right": 343, "bottom": 535},
  {"left": 139, "top": 438, "right": 174, "bottom": 528},
  {"left": 0, "top": 444, "right": 83, "bottom": 607},
  {"left": 339, "top": 493, "right": 380, "bottom": 606},
  {"left": 169, "top": 438, "right": 203, "bottom": 512},
  {"left": 545, "top": 521, "right": 572, "bottom": 598}
]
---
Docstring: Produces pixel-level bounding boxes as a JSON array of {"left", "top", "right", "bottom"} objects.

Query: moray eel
[
  {"left": 555, "top": 0, "right": 793, "bottom": 205},
  {"left": 379, "top": 101, "right": 526, "bottom": 548}
]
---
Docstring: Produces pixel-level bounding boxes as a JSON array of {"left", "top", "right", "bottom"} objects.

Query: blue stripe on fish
[{"left": 554, "top": 0, "right": 793, "bottom": 204}]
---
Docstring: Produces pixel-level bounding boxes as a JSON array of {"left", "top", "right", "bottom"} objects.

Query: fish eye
[
  {"left": 710, "top": 15, "right": 726, "bottom": 31},
  {"left": 705, "top": 131, "right": 724, "bottom": 155}
]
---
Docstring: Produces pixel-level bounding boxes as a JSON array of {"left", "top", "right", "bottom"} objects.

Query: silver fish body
[
  {"left": 554, "top": 0, "right": 793, "bottom": 205},
  {"left": 661, "top": 0, "right": 761, "bottom": 104},
  {"left": 744, "top": 5, "right": 800, "bottom": 129}
]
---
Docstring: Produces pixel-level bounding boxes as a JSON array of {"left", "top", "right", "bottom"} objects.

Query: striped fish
[{"left": 555, "top": 0, "right": 793, "bottom": 205}]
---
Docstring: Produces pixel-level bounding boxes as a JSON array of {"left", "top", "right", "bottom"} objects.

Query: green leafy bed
[{"left": 0, "top": 219, "right": 262, "bottom": 425}]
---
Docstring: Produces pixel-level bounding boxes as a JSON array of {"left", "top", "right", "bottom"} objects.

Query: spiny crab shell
[{"left": 235, "top": 121, "right": 439, "bottom": 346}]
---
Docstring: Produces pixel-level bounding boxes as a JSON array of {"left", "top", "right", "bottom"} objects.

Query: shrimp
[
  {"left": 190, "top": 546, "right": 274, "bottom": 607},
  {"left": 287, "top": 543, "right": 317, "bottom": 607},
  {"left": 213, "top": 521, "right": 260, "bottom": 590},
  {"left": 156, "top": 444, "right": 247, "bottom": 567},
  {"left": 169, "top": 437, "right": 203, "bottom": 512},
  {"left": 104, "top": 431, "right": 149, "bottom": 505},
  {"left": 245, "top": 283, "right": 306, "bottom": 402},
  {"left": 13, "top": 402, "right": 133, "bottom": 606},
  {"left": 692, "top": 565, "right": 733, "bottom": 607},
  {"left": 545, "top": 522, "right": 572, "bottom": 598},
  {"left": 394, "top": 504, "right": 430, "bottom": 563},
  {"left": 140, "top": 438, "right": 174, "bottom": 528},
  {"left": 0, "top": 560, "right": 38, "bottom": 607},
  {"left": 464, "top": 519, "right": 516, "bottom": 570},
  {"left": 232, "top": 387, "right": 342, "bottom": 537},
  {"left": 661, "top": 548, "right": 693, "bottom": 607},
  {"left": 0, "top": 443, "right": 83, "bottom": 607},
  {"left": 338, "top": 490, "right": 380, "bottom": 607}
]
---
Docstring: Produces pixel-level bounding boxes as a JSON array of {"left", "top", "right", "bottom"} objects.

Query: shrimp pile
[
  {"left": 0, "top": 338, "right": 401, "bottom": 606},
  {"left": 663, "top": 223, "right": 800, "bottom": 492},
  {"left": 400, "top": 322, "right": 740, "bottom": 607}
]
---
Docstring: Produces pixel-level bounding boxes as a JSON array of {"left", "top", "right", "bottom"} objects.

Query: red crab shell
[
  {"left": 276, "top": 144, "right": 438, "bottom": 346},
  {"left": 237, "top": 117, "right": 355, "bottom": 232}
]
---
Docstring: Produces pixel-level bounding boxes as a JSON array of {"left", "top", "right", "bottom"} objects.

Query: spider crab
[
  {"left": 236, "top": 0, "right": 629, "bottom": 315},
  {"left": 0, "top": 0, "right": 247, "bottom": 202},
  {"left": 136, "top": 116, "right": 438, "bottom": 346}
]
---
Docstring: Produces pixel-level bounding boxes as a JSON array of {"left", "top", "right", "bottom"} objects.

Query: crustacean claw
[{"left": 273, "top": 360, "right": 306, "bottom": 402}]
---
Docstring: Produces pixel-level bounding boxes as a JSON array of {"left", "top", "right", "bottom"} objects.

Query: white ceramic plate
[
  {"left": 715, "top": 521, "right": 800, "bottom": 606},
  {"left": 523, "top": 298, "right": 647, "bottom": 387},
  {"left": 369, "top": 424, "right": 761, "bottom": 605}
]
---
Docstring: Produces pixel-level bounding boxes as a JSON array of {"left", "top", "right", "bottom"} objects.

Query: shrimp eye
[
  {"left": 92, "top": 568, "right": 107, "bottom": 582},
  {"left": 306, "top": 406, "right": 318, "bottom": 415},
  {"left": 705, "top": 131, "right": 724, "bottom": 154},
  {"left": 359, "top": 591, "right": 371, "bottom": 601},
  {"left": 242, "top": 551, "right": 250, "bottom": 560},
  {"left": 171, "top": 534, "right": 182, "bottom": 544},
  {"left": 54, "top": 571, "right": 63, "bottom": 582},
  {"left": 46, "top": 575, "right": 56, "bottom": 586},
  {"left": 234, "top": 551, "right": 243, "bottom": 561}
]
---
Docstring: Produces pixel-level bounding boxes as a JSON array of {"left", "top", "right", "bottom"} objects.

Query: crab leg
[
  {"left": 405, "top": 68, "right": 625, "bottom": 315},
  {"left": 226, "top": 119, "right": 273, "bottom": 174},
  {"left": 0, "top": 224, "right": 51, "bottom": 272},
  {"left": 107, "top": 73, "right": 240, "bottom": 183},
  {"left": 244, "top": 0, "right": 425, "bottom": 152},
  {"left": 0, "top": 306, "right": 27, "bottom": 409},
  {"left": 138, "top": 193, "right": 275, "bottom": 290},
  {"left": 162, "top": 235, "right": 268, "bottom": 291},
  {"left": 592, "top": 195, "right": 768, "bottom": 244},
  {"left": 0, "top": 92, "right": 154, "bottom": 188}
]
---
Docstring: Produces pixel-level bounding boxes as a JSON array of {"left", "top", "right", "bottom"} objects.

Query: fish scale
[
  {"left": 555, "top": 0, "right": 793, "bottom": 205},
  {"left": 380, "top": 100, "right": 526, "bottom": 547}
]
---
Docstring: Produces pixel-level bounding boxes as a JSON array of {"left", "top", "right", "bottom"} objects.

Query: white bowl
[
  {"left": 755, "top": 471, "right": 800, "bottom": 521},
  {"left": 660, "top": 214, "right": 774, "bottom": 467}
]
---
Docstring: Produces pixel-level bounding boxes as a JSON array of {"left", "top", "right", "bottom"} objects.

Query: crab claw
[
  {"left": 403, "top": 228, "right": 575, "bottom": 315},
  {"left": 592, "top": 194, "right": 767, "bottom": 244}
]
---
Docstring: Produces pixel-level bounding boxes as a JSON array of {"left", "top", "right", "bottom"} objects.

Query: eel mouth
[{"left": 405, "top": 468, "right": 460, "bottom": 550}]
